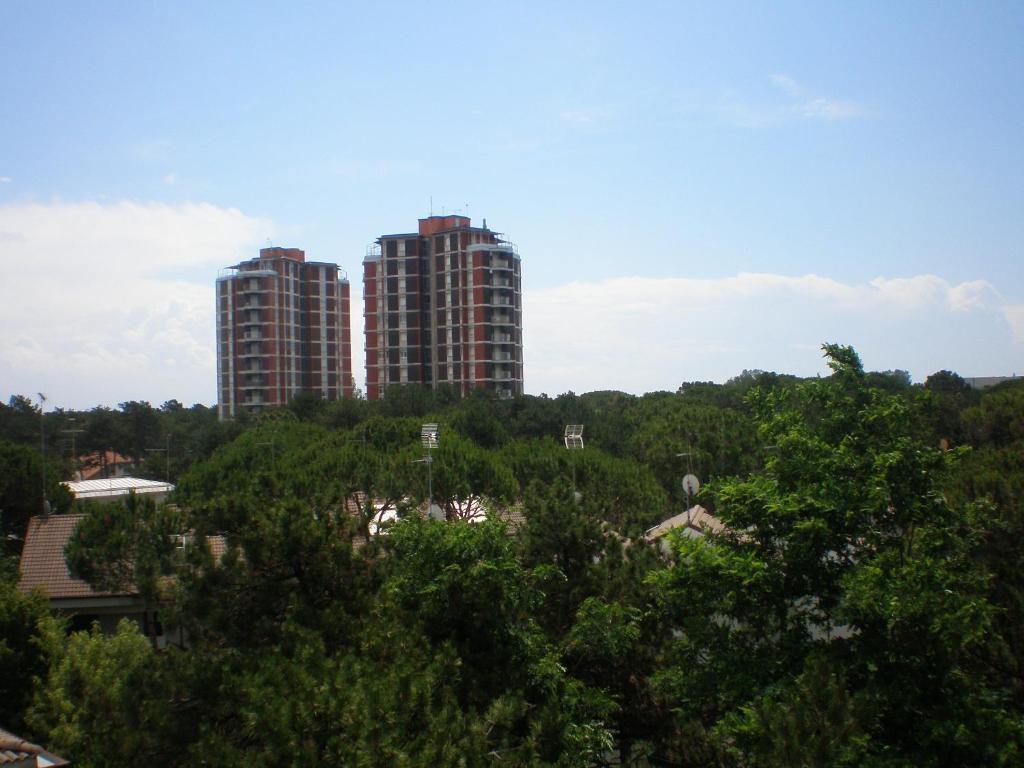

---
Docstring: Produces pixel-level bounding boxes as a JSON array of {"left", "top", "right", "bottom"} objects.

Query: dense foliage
[{"left": 2, "top": 349, "right": 1023, "bottom": 766}]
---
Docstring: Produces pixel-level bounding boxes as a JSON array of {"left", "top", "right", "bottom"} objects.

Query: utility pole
[
  {"left": 63, "top": 417, "right": 84, "bottom": 480},
  {"left": 146, "top": 434, "right": 171, "bottom": 483}
]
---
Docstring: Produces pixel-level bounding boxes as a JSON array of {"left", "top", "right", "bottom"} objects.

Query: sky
[{"left": 1, "top": 1, "right": 1022, "bottom": 409}]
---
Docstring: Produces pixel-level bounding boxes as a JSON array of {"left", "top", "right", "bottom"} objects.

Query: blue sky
[{"left": 1, "top": 2, "right": 1022, "bottom": 407}]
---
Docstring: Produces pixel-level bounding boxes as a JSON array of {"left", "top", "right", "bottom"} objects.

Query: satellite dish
[{"left": 681, "top": 474, "right": 700, "bottom": 497}]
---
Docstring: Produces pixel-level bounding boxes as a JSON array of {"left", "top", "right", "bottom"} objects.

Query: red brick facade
[
  {"left": 363, "top": 216, "right": 523, "bottom": 400},
  {"left": 217, "top": 247, "right": 353, "bottom": 418}
]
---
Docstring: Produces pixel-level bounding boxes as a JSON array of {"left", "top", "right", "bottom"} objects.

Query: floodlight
[
  {"left": 419, "top": 424, "right": 440, "bottom": 518},
  {"left": 564, "top": 424, "right": 584, "bottom": 450}
]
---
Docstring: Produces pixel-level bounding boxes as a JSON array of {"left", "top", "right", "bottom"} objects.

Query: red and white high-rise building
[
  {"left": 363, "top": 215, "right": 523, "bottom": 400},
  {"left": 216, "top": 247, "right": 353, "bottom": 418}
]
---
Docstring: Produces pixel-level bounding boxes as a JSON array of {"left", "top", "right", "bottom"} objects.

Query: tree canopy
[{"left": 3, "top": 349, "right": 1024, "bottom": 766}]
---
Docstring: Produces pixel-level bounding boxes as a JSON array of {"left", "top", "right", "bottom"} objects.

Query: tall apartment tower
[
  {"left": 364, "top": 215, "right": 523, "bottom": 400},
  {"left": 216, "top": 247, "right": 353, "bottom": 419}
]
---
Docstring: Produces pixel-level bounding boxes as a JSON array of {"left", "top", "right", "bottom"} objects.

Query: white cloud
[
  {"left": 560, "top": 108, "right": 609, "bottom": 124},
  {"left": 769, "top": 73, "right": 802, "bottom": 97},
  {"left": 797, "top": 97, "right": 866, "bottom": 121},
  {"left": 723, "top": 74, "right": 868, "bottom": 126},
  {"left": 0, "top": 200, "right": 272, "bottom": 409},
  {"left": 524, "top": 273, "right": 1023, "bottom": 395},
  {"left": 0, "top": 176, "right": 11, "bottom": 183},
  {"left": 1003, "top": 304, "right": 1024, "bottom": 344}
]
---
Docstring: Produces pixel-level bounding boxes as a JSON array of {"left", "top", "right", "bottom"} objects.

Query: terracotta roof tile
[
  {"left": 644, "top": 505, "right": 724, "bottom": 542},
  {"left": 18, "top": 513, "right": 134, "bottom": 600},
  {"left": 0, "top": 725, "right": 69, "bottom": 766}
]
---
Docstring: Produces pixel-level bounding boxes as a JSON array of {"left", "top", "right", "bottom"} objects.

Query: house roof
[
  {"left": 0, "top": 725, "right": 70, "bottom": 767},
  {"left": 644, "top": 505, "right": 724, "bottom": 542},
  {"left": 18, "top": 514, "right": 229, "bottom": 601},
  {"left": 64, "top": 477, "right": 174, "bottom": 500},
  {"left": 76, "top": 449, "right": 132, "bottom": 480},
  {"left": 494, "top": 502, "right": 526, "bottom": 532},
  {"left": 17, "top": 514, "right": 132, "bottom": 600}
]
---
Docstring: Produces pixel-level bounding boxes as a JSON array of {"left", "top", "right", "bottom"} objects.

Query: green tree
[
  {"left": 423, "top": 432, "right": 518, "bottom": 521},
  {"left": 0, "top": 582, "right": 60, "bottom": 731},
  {"left": 28, "top": 620, "right": 186, "bottom": 767},
  {"left": 0, "top": 440, "right": 71, "bottom": 560},
  {"left": 649, "top": 344, "right": 1024, "bottom": 765},
  {"left": 0, "top": 394, "right": 41, "bottom": 445}
]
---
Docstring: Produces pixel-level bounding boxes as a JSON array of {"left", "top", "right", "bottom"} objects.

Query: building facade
[
  {"left": 364, "top": 215, "right": 523, "bottom": 400},
  {"left": 217, "top": 247, "right": 352, "bottom": 418}
]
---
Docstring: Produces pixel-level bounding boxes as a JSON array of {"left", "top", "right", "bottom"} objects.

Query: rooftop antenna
[
  {"left": 677, "top": 441, "right": 700, "bottom": 512},
  {"left": 38, "top": 393, "right": 48, "bottom": 514},
  {"left": 465, "top": 202, "right": 470, "bottom": 220}
]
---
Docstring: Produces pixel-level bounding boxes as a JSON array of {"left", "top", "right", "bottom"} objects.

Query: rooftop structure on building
[
  {"left": 217, "top": 246, "right": 353, "bottom": 419},
  {"left": 963, "top": 374, "right": 1021, "bottom": 390},
  {"left": 73, "top": 450, "right": 133, "bottom": 481},
  {"left": 64, "top": 477, "right": 174, "bottom": 503},
  {"left": 364, "top": 215, "right": 523, "bottom": 400}
]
